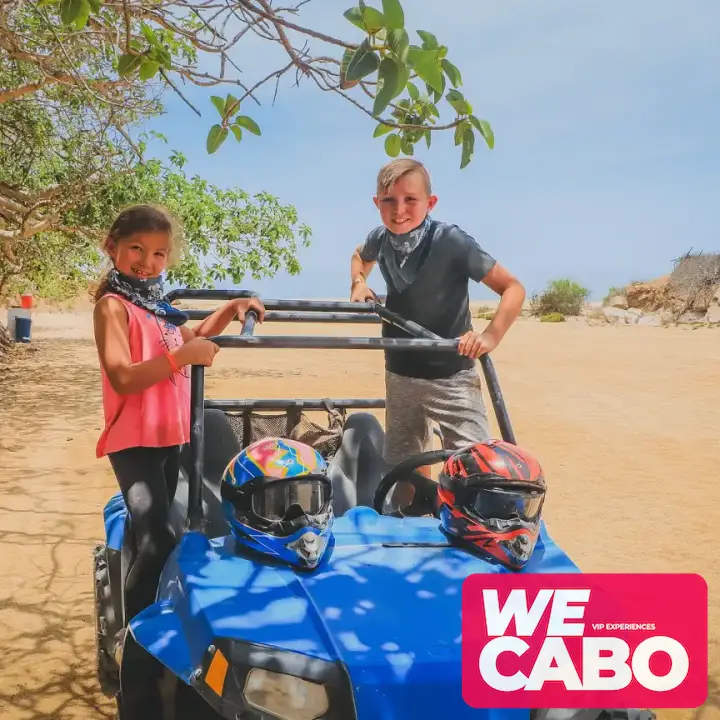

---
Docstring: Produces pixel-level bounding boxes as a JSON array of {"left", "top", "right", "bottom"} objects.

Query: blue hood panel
[{"left": 131, "top": 507, "right": 580, "bottom": 719}]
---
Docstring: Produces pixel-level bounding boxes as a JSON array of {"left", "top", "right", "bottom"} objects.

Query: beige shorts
[{"left": 383, "top": 367, "right": 491, "bottom": 465}]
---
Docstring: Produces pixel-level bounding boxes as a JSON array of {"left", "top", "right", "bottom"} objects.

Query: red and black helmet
[{"left": 437, "top": 439, "right": 547, "bottom": 571}]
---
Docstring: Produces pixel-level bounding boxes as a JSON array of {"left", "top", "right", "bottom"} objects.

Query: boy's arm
[
  {"left": 456, "top": 229, "right": 526, "bottom": 358},
  {"left": 350, "top": 228, "right": 383, "bottom": 301},
  {"left": 350, "top": 247, "right": 377, "bottom": 301},
  {"left": 479, "top": 263, "right": 526, "bottom": 346}
]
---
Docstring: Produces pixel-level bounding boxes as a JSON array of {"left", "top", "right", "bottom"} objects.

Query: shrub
[
  {"left": 603, "top": 285, "right": 626, "bottom": 303},
  {"left": 529, "top": 278, "right": 590, "bottom": 317},
  {"left": 540, "top": 312, "right": 566, "bottom": 323}
]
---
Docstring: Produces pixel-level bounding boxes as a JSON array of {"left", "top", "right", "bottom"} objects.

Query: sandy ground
[{"left": 0, "top": 308, "right": 718, "bottom": 720}]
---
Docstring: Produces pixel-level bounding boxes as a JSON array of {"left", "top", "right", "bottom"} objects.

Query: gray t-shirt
[{"left": 358, "top": 218, "right": 497, "bottom": 379}]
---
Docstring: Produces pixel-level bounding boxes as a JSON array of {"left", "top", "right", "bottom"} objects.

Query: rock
[
  {"left": 677, "top": 311, "right": 706, "bottom": 324},
  {"left": 638, "top": 314, "right": 662, "bottom": 327},
  {"left": 608, "top": 295, "right": 628, "bottom": 309},
  {"left": 704, "top": 286, "right": 720, "bottom": 324},
  {"left": 624, "top": 275, "right": 680, "bottom": 312},
  {"left": 603, "top": 307, "right": 629, "bottom": 323},
  {"left": 585, "top": 308, "right": 608, "bottom": 326}
]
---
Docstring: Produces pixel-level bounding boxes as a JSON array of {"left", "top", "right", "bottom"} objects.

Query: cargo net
[{"left": 224, "top": 401, "right": 346, "bottom": 461}]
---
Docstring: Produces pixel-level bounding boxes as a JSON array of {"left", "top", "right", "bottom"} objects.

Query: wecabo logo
[{"left": 461, "top": 573, "right": 707, "bottom": 709}]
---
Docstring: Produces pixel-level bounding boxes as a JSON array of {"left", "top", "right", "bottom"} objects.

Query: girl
[{"left": 92, "top": 204, "right": 265, "bottom": 627}]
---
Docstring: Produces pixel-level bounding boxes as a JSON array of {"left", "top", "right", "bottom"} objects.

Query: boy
[{"left": 349, "top": 159, "right": 525, "bottom": 473}]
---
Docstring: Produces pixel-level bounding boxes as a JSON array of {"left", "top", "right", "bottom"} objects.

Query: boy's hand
[
  {"left": 457, "top": 330, "right": 497, "bottom": 359},
  {"left": 350, "top": 281, "right": 377, "bottom": 303},
  {"left": 232, "top": 297, "right": 266, "bottom": 323}
]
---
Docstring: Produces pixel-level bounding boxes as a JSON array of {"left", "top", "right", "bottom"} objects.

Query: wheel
[{"left": 93, "top": 542, "right": 120, "bottom": 697}]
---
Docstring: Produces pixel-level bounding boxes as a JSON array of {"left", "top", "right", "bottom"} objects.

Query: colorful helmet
[
  {"left": 437, "top": 439, "right": 547, "bottom": 571},
  {"left": 220, "top": 438, "right": 334, "bottom": 569}
]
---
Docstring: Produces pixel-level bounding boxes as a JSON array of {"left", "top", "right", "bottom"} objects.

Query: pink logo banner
[{"left": 462, "top": 573, "right": 707, "bottom": 709}]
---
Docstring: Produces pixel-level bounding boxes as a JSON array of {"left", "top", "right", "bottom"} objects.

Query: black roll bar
[
  {"left": 206, "top": 398, "right": 386, "bottom": 411},
  {"left": 182, "top": 291, "right": 517, "bottom": 532}
]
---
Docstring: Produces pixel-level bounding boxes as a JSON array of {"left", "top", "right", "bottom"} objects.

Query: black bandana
[{"left": 106, "top": 268, "right": 188, "bottom": 327}]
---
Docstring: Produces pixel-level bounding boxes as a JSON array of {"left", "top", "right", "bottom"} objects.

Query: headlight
[
  {"left": 193, "top": 638, "right": 356, "bottom": 720},
  {"left": 243, "top": 668, "right": 329, "bottom": 720}
]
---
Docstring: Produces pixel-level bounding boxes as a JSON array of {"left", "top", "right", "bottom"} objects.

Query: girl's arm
[
  {"left": 181, "top": 297, "right": 266, "bottom": 341},
  {"left": 94, "top": 296, "right": 196, "bottom": 395}
]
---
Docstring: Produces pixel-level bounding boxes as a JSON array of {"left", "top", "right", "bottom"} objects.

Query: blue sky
[{"left": 143, "top": 0, "right": 720, "bottom": 301}]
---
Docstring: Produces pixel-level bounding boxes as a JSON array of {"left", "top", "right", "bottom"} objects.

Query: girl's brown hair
[{"left": 92, "top": 204, "right": 183, "bottom": 302}]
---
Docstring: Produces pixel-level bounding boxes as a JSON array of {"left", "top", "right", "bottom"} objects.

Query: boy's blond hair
[{"left": 376, "top": 159, "right": 432, "bottom": 196}]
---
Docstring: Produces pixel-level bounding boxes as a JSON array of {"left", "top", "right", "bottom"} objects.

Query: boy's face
[{"left": 374, "top": 171, "right": 438, "bottom": 235}]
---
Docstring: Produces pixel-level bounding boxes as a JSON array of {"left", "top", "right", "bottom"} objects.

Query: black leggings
[{"left": 108, "top": 445, "right": 181, "bottom": 622}]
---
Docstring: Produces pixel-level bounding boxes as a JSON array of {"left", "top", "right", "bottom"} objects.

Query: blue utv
[{"left": 92, "top": 289, "right": 656, "bottom": 720}]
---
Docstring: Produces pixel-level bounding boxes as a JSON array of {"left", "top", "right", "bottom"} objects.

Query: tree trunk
[{"left": 0, "top": 321, "right": 12, "bottom": 362}]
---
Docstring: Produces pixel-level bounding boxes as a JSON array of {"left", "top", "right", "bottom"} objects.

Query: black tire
[{"left": 93, "top": 542, "right": 120, "bottom": 697}]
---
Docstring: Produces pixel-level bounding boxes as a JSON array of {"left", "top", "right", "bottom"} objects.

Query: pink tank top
[{"left": 96, "top": 293, "right": 191, "bottom": 458}]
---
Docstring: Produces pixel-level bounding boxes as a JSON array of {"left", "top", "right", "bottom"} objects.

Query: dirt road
[{"left": 0, "top": 311, "right": 717, "bottom": 719}]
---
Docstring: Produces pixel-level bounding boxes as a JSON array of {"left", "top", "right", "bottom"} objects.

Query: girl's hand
[
  {"left": 175, "top": 337, "right": 220, "bottom": 367},
  {"left": 232, "top": 297, "right": 266, "bottom": 323}
]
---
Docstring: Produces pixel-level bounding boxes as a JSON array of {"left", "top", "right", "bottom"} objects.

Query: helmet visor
[
  {"left": 470, "top": 486, "right": 544, "bottom": 523},
  {"left": 251, "top": 476, "right": 331, "bottom": 522}
]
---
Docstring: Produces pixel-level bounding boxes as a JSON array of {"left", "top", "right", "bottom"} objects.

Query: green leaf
[
  {"left": 373, "top": 56, "right": 401, "bottom": 116},
  {"left": 382, "top": 0, "right": 405, "bottom": 30},
  {"left": 470, "top": 116, "right": 495, "bottom": 149},
  {"left": 460, "top": 127, "right": 475, "bottom": 169},
  {"left": 394, "top": 62, "right": 410, "bottom": 100},
  {"left": 428, "top": 103, "right": 440, "bottom": 118},
  {"left": 87, "top": 0, "right": 101, "bottom": 11},
  {"left": 362, "top": 7, "right": 385, "bottom": 33},
  {"left": 343, "top": 7, "right": 366, "bottom": 31},
  {"left": 210, "top": 96, "right": 226, "bottom": 117},
  {"left": 441, "top": 58, "right": 462, "bottom": 87},
  {"left": 230, "top": 125, "right": 243, "bottom": 142},
  {"left": 401, "top": 136, "right": 414, "bottom": 155},
  {"left": 409, "top": 48, "right": 443, "bottom": 94},
  {"left": 72, "top": 0, "right": 91, "bottom": 28},
  {"left": 235, "top": 116, "right": 262, "bottom": 136},
  {"left": 446, "top": 89, "right": 472, "bottom": 115},
  {"left": 140, "top": 24, "right": 156, "bottom": 45},
  {"left": 207, "top": 125, "right": 228, "bottom": 154},
  {"left": 437, "top": 45, "right": 448, "bottom": 60},
  {"left": 339, "top": 47, "right": 356, "bottom": 88},
  {"left": 346, "top": 39, "right": 380, "bottom": 82},
  {"left": 373, "top": 122, "right": 394, "bottom": 137},
  {"left": 153, "top": 46, "right": 172, "bottom": 69},
  {"left": 407, "top": 82, "right": 419, "bottom": 102},
  {"left": 117, "top": 53, "right": 142, "bottom": 77},
  {"left": 425, "top": 129, "right": 432, "bottom": 149},
  {"left": 139, "top": 59, "right": 160, "bottom": 80},
  {"left": 387, "top": 28, "right": 409, "bottom": 64},
  {"left": 59, "top": 0, "right": 83, "bottom": 26},
  {"left": 385, "top": 133, "right": 401, "bottom": 157},
  {"left": 417, "top": 30, "right": 439, "bottom": 49},
  {"left": 224, "top": 94, "right": 240, "bottom": 117}
]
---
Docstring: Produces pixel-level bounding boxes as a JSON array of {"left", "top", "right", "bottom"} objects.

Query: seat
[{"left": 170, "top": 409, "right": 390, "bottom": 539}]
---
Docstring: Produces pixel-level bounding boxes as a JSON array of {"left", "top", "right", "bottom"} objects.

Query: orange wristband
[{"left": 165, "top": 351, "right": 180, "bottom": 374}]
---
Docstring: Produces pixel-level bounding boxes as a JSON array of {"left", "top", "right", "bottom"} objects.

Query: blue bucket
[{"left": 14, "top": 316, "right": 31, "bottom": 343}]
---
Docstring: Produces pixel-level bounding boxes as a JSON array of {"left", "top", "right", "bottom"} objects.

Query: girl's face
[{"left": 108, "top": 231, "right": 171, "bottom": 280}]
